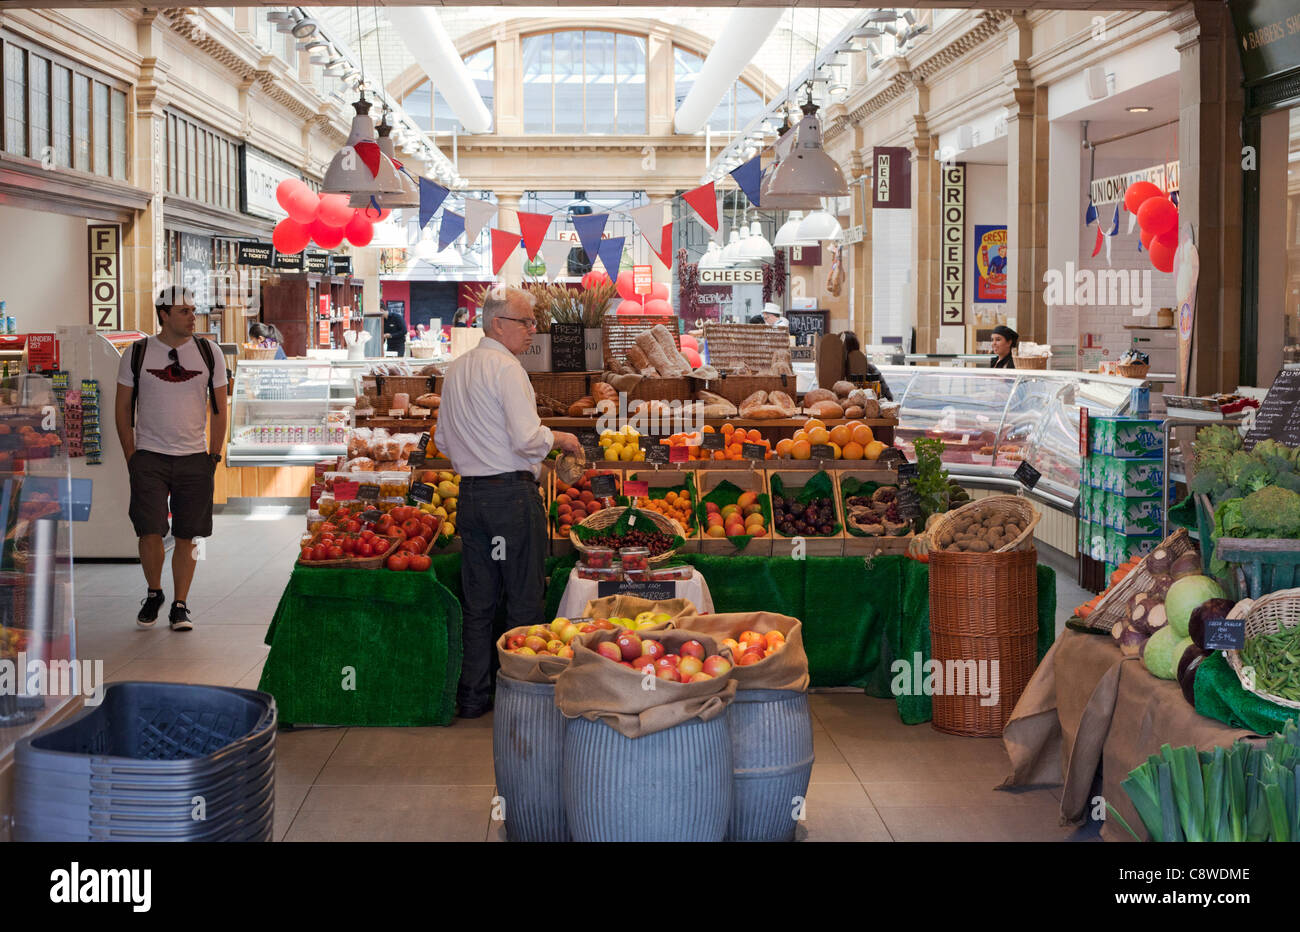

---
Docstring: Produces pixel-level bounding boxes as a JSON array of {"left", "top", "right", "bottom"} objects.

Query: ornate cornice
[{"left": 910, "top": 10, "right": 1012, "bottom": 84}]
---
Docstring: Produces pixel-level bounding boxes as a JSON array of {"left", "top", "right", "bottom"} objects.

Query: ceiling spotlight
[
  {"left": 267, "top": 11, "right": 294, "bottom": 24},
  {"left": 291, "top": 16, "right": 318, "bottom": 39},
  {"left": 298, "top": 38, "right": 328, "bottom": 52},
  {"left": 903, "top": 11, "right": 917, "bottom": 26},
  {"left": 854, "top": 25, "right": 885, "bottom": 40},
  {"left": 1126, "top": 106, "right": 1154, "bottom": 113},
  {"left": 829, "top": 83, "right": 849, "bottom": 99},
  {"left": 867, "top": 9, "right": 898, "bottom": 24}
]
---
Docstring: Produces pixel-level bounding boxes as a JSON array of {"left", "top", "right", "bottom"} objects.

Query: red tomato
[
  {"left": 312, "top": 544, "right": 330, "bottom": 561},
  {"left": 360, "top": 530, "right": 376, "bottom": 542},
  {"left": 356, "top": 541, "right": 373, "bottom": 558},
  {"left": 341, "top": 538, "right": 357, "bottom": 555},
  {"left": 320, "top": 523, "right": 339, "bottom": 536},
  {"left": 387, "top": 552, "right": 411, "bottom": 571},
  {"left": 408, "top": 554, "right": 431, "bottom": 572},
  {"left": 328, "top": 545, "right": 344, "bottom": 560},
  {"left": 418, "top": 513, "right": 435, "bottom": 527},
  {"left": 346, "top": 520, "right": 361, "bottom": 533},
  {"left": 300, "top": 546, "right": 314, "bottom": 562},
  {"left": 376, "top": 515, "right": 395, "bottom": 532},
  {"left": 407, "top": 535, "right": 427, "bottom": 552},
  {"left": 401, "top": 517, "right": 423, "bottom": 539}
]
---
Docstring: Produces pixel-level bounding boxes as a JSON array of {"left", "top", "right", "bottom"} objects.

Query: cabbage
[
  {"left": 1143, "top": 627, "right": 1192, "bottom": 680},
  {"left": 1165, "top": 575, "right": 1227, "bottom": 638}
]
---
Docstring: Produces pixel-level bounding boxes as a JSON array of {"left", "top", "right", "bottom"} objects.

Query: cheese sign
[
  {"left": 940, "top": 164, "right": 966, "bottom": 325},
  {"left": 88, "top": 224, "right": 122, "bottom": 331}
]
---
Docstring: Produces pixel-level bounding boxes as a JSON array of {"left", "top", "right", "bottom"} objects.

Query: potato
[
  {"left": 966, "top": 540, "right": 991, "bottom": 553},
  {"left": 937, "top": 529, "right": 954, "bottom": 546}
]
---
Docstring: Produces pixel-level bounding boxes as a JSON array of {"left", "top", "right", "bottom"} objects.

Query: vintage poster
[{"left": 973, "top": 224, "right": 1008, "bottom": 303}]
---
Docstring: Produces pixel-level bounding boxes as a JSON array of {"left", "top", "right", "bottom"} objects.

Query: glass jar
[{"left": 583, "top": 547, "right": 615, "bottom": 569}]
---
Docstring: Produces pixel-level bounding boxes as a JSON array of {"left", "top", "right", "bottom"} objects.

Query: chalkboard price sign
[
  {"left": 645, "top": 443, "right": 670, "bottom": 464},
  {"left": 590, "top": 473, "right": 618, "bottom": 498},
  {"left": 1014, "top": 461, "right": 1042, "bottom": 490},
  {"left": 786, "top": 309, "right": 828, "bottom": 340},
  {"left": 741, "top": 442, "right": 767, "bottom": 462},
  {"left": 410, "top": 482, "right": 435, "bottom": 503},
  {"left": 810, "top": 444, "right": 835, "bottom": 461},
  {"left": 597, "top": 579, "right": 676, "bottom": 601},
  {"left": 357, "top": 484, "right": 380, "bottom": 502},
  {"left": 1244, "top": 368, "right": 1300, "bottom": 450},
  {"left": 550, "top": 323, "right": 587, "bottom": 373},
  {"left": 1203, "top": 616, "right": 1246, "bottom": 651},
  {"left": 897, "top": 461, "right": 919, "bottom": 480},
  {"left": 576, "top": 427, "right": 599, "bottom": 448},
  {"left": 702, "top": 431, "right": 725, "bottom": 450},
  {"left": 896, "top": 483, "right": 923, "bottom": 520}
]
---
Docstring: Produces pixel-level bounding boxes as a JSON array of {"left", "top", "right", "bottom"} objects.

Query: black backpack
[{"left": 129, "top": 337, "right": 221, "bottom": 426}]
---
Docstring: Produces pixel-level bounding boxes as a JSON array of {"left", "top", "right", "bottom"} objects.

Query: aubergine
[
  {"left": 1188, "top": 598, "right": 1236, "bottom": 650},
  {"left": 1177, "top": 644, "right": 1213, "bottom": 706}
]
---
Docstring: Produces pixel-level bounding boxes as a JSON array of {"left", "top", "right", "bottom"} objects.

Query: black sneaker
[
  {"left": 137, "top": 590, "right": 165, "bottom": 629},
  {"left": 169, "top": 601, "right": 194, "bottom": 632}
]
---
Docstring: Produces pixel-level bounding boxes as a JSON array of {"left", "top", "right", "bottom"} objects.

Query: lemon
[
  {"left": 633, "top": 451, "right": 646, "bottom": 461},
  {"left": 442, "top": 522, "right": 455, "bottom": 537},
  {"left": 620, "top": 445, "right": 636, "bottom": 461},
  {"left": 599, "top": 436, "right": 614, "bottom": 448},
  {"left": 604, "top": 444, "right": 623, "bottom": 462}
]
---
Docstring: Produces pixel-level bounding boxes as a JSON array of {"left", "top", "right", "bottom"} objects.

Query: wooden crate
[
  {"left": 695, "top": 469, "right": 773, "bottom": 557},
  {"left": 836, "top": 468, "right": 912, "bottom": 555},
  {"left": 549, "top": 464, "right": 623, "bottom": 553},
  {"left": 843, "top": 535, "right": 914, "bottom": 557},
  {"left": 767, "top": 468, "right": 845, "bottom": 557},
  {"left": 623, "top": 468, "right": 700, "bottom": 553}
]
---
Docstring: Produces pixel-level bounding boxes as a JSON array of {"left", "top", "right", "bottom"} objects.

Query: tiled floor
[{"left": 71, "top": 510, "right": 1096, "bottom": 842}]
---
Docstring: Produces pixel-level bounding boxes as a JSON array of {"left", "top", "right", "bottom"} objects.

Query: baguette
[
  {"left": 808, "top": 399, "right": 845, "bottom": 419},
  {"left": 625, "top": 343, "right": 653, "bottom": 373},
  {"left": 746, "top": 404, "right": 786, "bottom": 419},
  {"left": 650, "top": 325, "right": 693, "bottom": 376}
]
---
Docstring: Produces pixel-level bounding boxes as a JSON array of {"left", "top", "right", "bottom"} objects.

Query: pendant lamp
[
  {"left": 720, "top": 230, "right": 743, "bottom": 266},
  {"left": 348, "top": 119, "right": 420, "bottom": 210},
  {"left": 698, "top": 241, "right": 721, "bottom": 270},
  {"left": 741, "top": 220, "right": 775, "bottom": 261},
  {"left": 797, "top": 208, "right": 844, "bottom": 242},
  {"left": 774, "top": 211, "right": 816, "bottom": 248},
  {"left": 766, "top": 96, "right": 849, "bottom": 199},
  {"left": 323, "top": 98, "right": 404, "bottom": 196}
]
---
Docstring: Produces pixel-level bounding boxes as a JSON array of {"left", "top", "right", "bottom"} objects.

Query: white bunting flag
[
  {"left": 463, "top": 196, "right": 497, "bottom": 243},
  {"left": 539, "top": 239, "right": 574, "bottom": 281},
  {"left": 628, "top": 202, "right": 665, "bottom": 238}
]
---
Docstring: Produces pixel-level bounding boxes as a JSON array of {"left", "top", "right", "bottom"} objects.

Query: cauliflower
[{"left": 1239, "top": 486, "right": 1300, "bottom": 536}]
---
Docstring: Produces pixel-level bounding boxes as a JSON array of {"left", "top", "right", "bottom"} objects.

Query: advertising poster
[{"left": 974, "top": 224, "right": 1008, "bottom": 303}]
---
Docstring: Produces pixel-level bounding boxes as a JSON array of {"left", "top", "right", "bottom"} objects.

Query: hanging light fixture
[
  {"left": 697, "top": 241, "right": 721, "bottom": 270},
  {"left": 766, "top": 89, "right": 849, "bottom": 199},
  {"left": 349, "top": 117, "right": 420, "bottom": 209},
  {"left": 742, "top": 220, "right": 775, "bottom": 261},
  {"left": 291, "top": 14, "right": 319, "bottom": 39},
  {"left": 322, "top": 97, "right": 405, "bottom": 196},
  {"left": 720, "top": 230, "right": 744, "bottom": 267},
  {"left": 797, "top": 207, "right": 844, "bottom": 242},
  {"left": 773, "top": 211, "right": 816, "bottom": 248}
]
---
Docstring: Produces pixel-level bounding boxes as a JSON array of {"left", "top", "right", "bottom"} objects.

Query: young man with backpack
[{"left": 114, "top": 286, "right": 228, "bottom": 631}]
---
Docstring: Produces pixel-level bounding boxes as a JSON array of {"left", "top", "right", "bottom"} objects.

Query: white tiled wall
[{"left": 872, "top": 208, "right": 914, "bottom": 344}]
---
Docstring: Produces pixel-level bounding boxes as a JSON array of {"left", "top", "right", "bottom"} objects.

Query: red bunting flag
[
  {"left": 682, "top": 182, "right": 718, "bottom": 232},
  {"left": 490, "top": 228, "right": 520, "bottom": 276},
  {"left": 1091, "top": 225, "right": 1104, "bottom": 258},
  {"left": 654, "top": 223, "right": 675, "bottom": 268},
  {"left": 517, "top": 211, "right": 553, "bottom": 260},
  {"left": 353, "top": 141, "right": 382, "bottom": 179}
]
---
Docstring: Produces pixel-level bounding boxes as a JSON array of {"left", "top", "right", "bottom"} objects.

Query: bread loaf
[
  {"left": 843, "top": 405, "right": 865, "bottom": 419},
  {"left": 746, "top": 404, "right": 786, "bottom": 419},
  {"left": 738, "top": 390, "right": 768, "bottom": 416},
  {"left": 832, "top": 380, "right": 856, "bottom": 398},
  {"left": 860, "top": 398, "right": 881, "bottom": 419},
  {"left": 846, "top": 389, "right": 872, "bottom": 410},
  {"left": 625, "top": 343, "right": 653, "bottom": 373},
  {"left": 415, "top": 393, "right": 441, "bottom": 409},
  {"left": 803, "top": 388, "right": 837, "bottom": 407},
  {"left": 650, "top": 325, "right": 693, "bottom": 377},
  {"left": 635, "top": 330, "right": 679, "bottom": 377},
  {"left": 769, "top": 390, "right": 796, "bottom": 417},
  {"left": 592, "top": 382, "right": 617, "bottom": 404},
  {"left": 808, "top": 400, "right": 845, "bottom": 419},
  {"left": 567, "top": 397, "right": 594, "bottom": 417}
]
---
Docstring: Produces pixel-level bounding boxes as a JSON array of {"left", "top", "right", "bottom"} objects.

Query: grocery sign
[
  {"left": 940, "top": 164, "right": 966, "bottom": 326},
  {"left": 88, "top": 224, "right": 121, "bottom": 331}
]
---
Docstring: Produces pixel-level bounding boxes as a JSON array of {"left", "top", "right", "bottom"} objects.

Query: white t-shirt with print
[{"left": 116, "top": 336, "right": 227, "bottom": 457}]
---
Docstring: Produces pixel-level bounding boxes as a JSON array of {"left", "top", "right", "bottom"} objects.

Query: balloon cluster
[
  {"left": 1123, "top": 181, "right": 1178, "bottom": 274},
  {"left": 271, "top": 179, "right": 391, "bottom": 256},
  {"left": 613, "top": 270, "right": 672, "bottom": 317}
]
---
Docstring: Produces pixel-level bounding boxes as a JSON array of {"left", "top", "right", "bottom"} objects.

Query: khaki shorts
[{"left": 128, "top": 450, "right": 215, "bottom": 540}]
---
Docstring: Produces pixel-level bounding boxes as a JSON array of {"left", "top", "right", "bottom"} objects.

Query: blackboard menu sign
[
  {"left": 304, "top": 252, "right": 330, "bottom": 275},
  {"left": 357, "top": 484, "right": 380, "bottom": 502},
  {"left": 331, "top": 255, "right": 353, "bottom": 276},
  {"left": 741, "top": 442, "right": 766, "bottom": 462},
  {"left": 550, "top": 323, "right": 587, "bottom": 373},
  {"left": 896, "top": 483, "right": 922, "bottom": 520},
  {"left": 1203, "top": 616, "right": 1246, "bottom": 651},
  {"left": 786, "top": 310, "right": 829, "bottom": 344},
  {"left": 237, "top": 241, "right": 273, "bottom": 267},
  {"left": 645, "top": 443, "right": 670, "bottom": 464},
  {"left": 590, "top": 473, "right": 618, "bottom": 498},
  {"left": 410, "top": 482, "right": 435, "bottom": 504},
  {"left": 702, "top": 432, "right": 725, "bottom": 451},
  {"left": 597, "top": 579, "right": 676, "bottom": 601},
  {"left": 274, "top": 250, "right": 303, "bottom": 271},
  {"left": 1014, "top": 461, "right": 1042, "bottom": 490},
  {"left": 897, "top": 461, "right": 919, "bottom": 481},
  {"left": 1244, "top": 368, "right": 1300, "bottom": 450},
  {"left": 576, "top": 427, "right": 599, "bottom": 448},
  {"left": 408, "top": 434, "right": 429, "bottom": 468},
  {"left": 810, "top": 444, "right": 835, "bottom": 461}
]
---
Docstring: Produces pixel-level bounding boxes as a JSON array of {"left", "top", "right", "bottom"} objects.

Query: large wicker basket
[
  {"left": 1114, "top": 363, "right": 1150, "bottom": 379},
  {"left": 927, "top": 495, "right": 1040, "bottom": 554},
  {"left": 529, "top": 372, "right": 596, "bottom": 407},
  {"left": 570, "top": 506, "right": 684, "bottom": 567},
  {"left": 241, "top": 345, "right": 278, "bottom": 360},
  {"left": 929, "top": 547, "right": 1039, "bottom": 736},
  {"left": 377, "top": 375, "right": 437, "bottom": 398},
  {"left": 602, "top": 315, "right": 680, "bottom": 371},
  {"left": 701, "top": 323, "right": 791, "bottom": 372},
  {"left": 1011, "top": 355, "right": 1048, "bottom": 370},
  {"left": 1225, "top": 588, "right": 1300, "bottom": 711}
]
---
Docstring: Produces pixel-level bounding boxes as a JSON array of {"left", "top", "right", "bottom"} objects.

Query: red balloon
[
  {"left": 1123, "top": 181, "right": 1163, "bottom": 214},
  {"left": 643, "top": 298, "right": 673, "bottom": 316},
  {"left": 278, "top": 180, "right": 319, "bottom": 224},
  {"left": 1137, "top": 196, "right": 1177, "bottom": 237},
  {"left": 615, "top": 270, "right": 637, "bottom": 300},
  {"left": 1139, "top": 227, "right": 1155, "bottom": 250},
  {"left": 272, "top": 219, "right": 310, "bottom": 255},
  {"left": 615, "top": 299, "right": 644, "bottom": 315},
  {"left": 345, "top": 212, "right": 374, "bottom": 248},
  {"left": 1148, "top": 237, "right": 1176, "bottom": 274},
  {"left": 681, "top": 346, "right": 702, "bottom": 369},
  {"left": 679, "top": 334, "right": 699, "bottom": 351},
  {"left": 581, "top": 270, "right": 611, "bottom": 290},
  {"left": 316, "top": 193, "right": 354, "bottom": 228},
  {"left": 309, "top": 219, "right": 345, "bottom": 250},
  {"left": 650, "top": 282, "right": 669, "bottom": 302}
]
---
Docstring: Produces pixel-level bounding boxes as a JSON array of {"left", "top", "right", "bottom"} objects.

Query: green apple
[
  {"left": 651, "top": 612, "right": 672, "bottom": 624},
  {"left": 550, "top": 617, "right": 571, "bottom": 635}
]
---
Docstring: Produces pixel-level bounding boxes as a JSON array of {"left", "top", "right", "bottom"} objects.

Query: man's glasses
[
  {"left": 166, "top": 347, "right": 184, "bottom": 378},
  {"left": 499, "top": 317, "right": 537, "bottom": 331}
]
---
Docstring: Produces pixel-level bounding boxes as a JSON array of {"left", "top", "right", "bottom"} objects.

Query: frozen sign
[
  {"left": 88, "top": 225, "right": 121, "bottom": 331},
  {"left": 940, "top": 164, "right": 966, "bottom": 325}
]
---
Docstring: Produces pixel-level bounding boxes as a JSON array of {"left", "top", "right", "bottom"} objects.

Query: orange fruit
[
  {"left": 722, "top": 423, "right": 735, "bottom": 435},
  {"left": 829, "top": 425, "right": 851, "bottom": 447},
  {"left": 842, "top": 441, "right": 865, "bottom": 460},
  {"left": 865, "top": 440, "right": 887, "bottom": 460},
  {"left": 804, "top": 418, "right": 826, "bottom": 433},
  {"left": 775, "top": 438, "right": 793, "bottom": 457},
  {"left": 792, "top": 429, "right": 808, "bottom": 444},
  {"left": 851, "top": 424, "right": 874, "bottom": 446},
  {"left": 702, "top": 425, "right": 715, "bottom": 433},
  {"left": 791, "top": 440, "right": 811, "bottom": 460},
  {"left": 807, "top": 427, "right": 831, "bottom": 445}
]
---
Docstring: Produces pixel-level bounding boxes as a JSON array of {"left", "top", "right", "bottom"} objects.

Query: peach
[{"left": 737, "top": 491, "right": 757, "bottom": 509}]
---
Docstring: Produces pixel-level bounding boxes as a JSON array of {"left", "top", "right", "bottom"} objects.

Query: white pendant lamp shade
[
  {"left": 720, "top": 230, "right": 742, "bottom": 265},
  {"left": 774, "top": 212, "right": 816, "bottom": 248},
  {"left": 760, "top": 162, "right": 823, "bottom": 211},
  {"left": 699, "top": 242, "right": 721, "bottom": 269},
  {"left": 323, "top": 99, "right": 405, "bottom": 196},
  {"left": 797, "top": 209, "right": 844, "bottom": 242},
  {"left": 766, "top": 101, "right": 849, "bottom": 199},
  {"left": 742, "top": 220, "right": 775, "bottom": 261},
  {"left": 372, "top": 123, "right": 421, "bottom": 209}
]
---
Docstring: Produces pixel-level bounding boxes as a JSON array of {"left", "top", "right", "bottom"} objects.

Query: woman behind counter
[
  {"left": 248, "top": 322, "right": 287, "bottom": 359},
  {"left": 990, "top": 325, "right": 1018, "bottom": 369}
]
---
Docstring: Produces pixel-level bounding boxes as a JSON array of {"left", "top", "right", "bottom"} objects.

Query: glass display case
[
  {"left": 0, "top": 374, "right": 79, "bottom": 759},
  {"left": 228, "top": 360, "right": 352, "bottom": 466},
  {"left": 879, "top": 366, "right": 1143, "bottom": 507}
]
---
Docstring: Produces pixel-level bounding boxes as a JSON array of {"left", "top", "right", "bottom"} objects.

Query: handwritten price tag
[{"left": 623, "top": 480, "right": 649, "bottom": 498}]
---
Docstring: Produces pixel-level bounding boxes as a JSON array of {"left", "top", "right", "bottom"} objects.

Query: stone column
[
  {"left": 909, "top": 109, "right": 936, "bottom": 354},
  {"left": 1172, "top": 1, "right": 1244, "bottom": 393},
  {"left": 124, "top": 13, "right": 169, "bottom": 333},
  {"left": 647, "top": 27, "right": 675, "bottom": 136},
  {"left": 851, "top": 149, "right": 872, "bottom": 345},
  {"left": 495, "top": 190, "right": 524, "bottom": 285},
  {"left": 494, "top": 31, "right": 523, "bottom": 135},
  {"left": 1003, "top": 48, "right": 1043, "bottom": 344}
]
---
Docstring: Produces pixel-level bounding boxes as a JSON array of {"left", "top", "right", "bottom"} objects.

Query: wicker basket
[
  {"left": 630, "top": 377, "right": 694, "bottom": 403},
  {"left": 1011, "top": 355, "right": 1049, "bottom": 370},
  {"left": 297, "top": 534, "right": 402, "bottom": 570},
  {"left": 529, "top": 372, "right": 595, "bottom": 407},
  {"left": 570, "top": 507, "right": 684, "bottom": 567},
  {"left": 410, "top": 345, "right": 438, "bottom": 358},
  {"left": 377, "top": 375, "right": 437, "bottom": 398},
  {"left": 1225, "top": 589, "right": 1300, "bottom": 710},
  {"left": 929, "top": 547, "right": 1039, "bottom": 736},
  {"left": 1114, "top": 363, "right": 1150, "bottom": 379},
  {"left": 241, "top": 345, "right": 279, "bottom": 360},
  {"left": 927, "top": 495, "right": 1040, "bottom": 554},
  {"left": 696, "top": 374, "right": 793, "bottom": 406},
  {"left": 701, "top": 323, "right": 791, "bottom": 372},
  {"left": 603, "top": 315, "right": 680, "bottom": 371},
  {"left": 1080, "top": 528, "right": 1197, "bottom": 633}
]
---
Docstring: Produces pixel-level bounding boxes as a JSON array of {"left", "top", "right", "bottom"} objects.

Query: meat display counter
[{"left": 878, "top": 366, "right": 1144, "bottom": 512}]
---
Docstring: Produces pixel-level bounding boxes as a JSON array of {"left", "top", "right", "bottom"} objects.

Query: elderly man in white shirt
[{"left": 436, "top": 285, "right": 581, "bottom": 719}]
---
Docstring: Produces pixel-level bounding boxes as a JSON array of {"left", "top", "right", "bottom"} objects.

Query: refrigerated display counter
[
  {"left": 227, "top": 360, "right": 353, "bottom": 467},
  {"left": 878, "top": 365, "right": 1144, "bottom": 512}
]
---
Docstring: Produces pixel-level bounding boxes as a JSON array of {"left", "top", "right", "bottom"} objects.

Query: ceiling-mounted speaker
[
  {"left": 957, "top": 125, "right": 974, "bottom": 150},
  {"left": 1085, "top": 66, "right": 1109, "bottom": 100}
]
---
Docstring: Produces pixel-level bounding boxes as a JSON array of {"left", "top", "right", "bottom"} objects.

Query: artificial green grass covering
[
  {"left": 260, "top": 564, "right": 463, "bottom": 726},
  {"left": 1195, "top": 650, "right": 1300, "bottom": 734},
  {"left": 769, "top": 471, "right": 843, "bottom": 536},
  {"left": 695, "top": 478, "right": 772, "bottom": 550}
]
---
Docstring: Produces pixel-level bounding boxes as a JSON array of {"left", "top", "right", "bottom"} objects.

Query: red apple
[
  {"left": 630, "top": 655, "right": 656, "bottom": 673},
  {"left": 679, "top": 640, "right": 706, "bottom": 661},
  {"left": 677, "top": 655, "right": 704, "bottom": 678},
  {"left": 546, "top": 639, "right": 564, "bottom": 653},
  {"left": 689, "top": 671, "right": 713, "bottom": 683},
  {"left": 702, "top": 655, "right": 732, "bottom": 677},
  {"left": 615, "top": 631, "right": 642, "bottom": 661},
  {"left": 506, "top": 634, "right": 527, "bottom": 650},
  {"left": 640, "top": 640, "right": 666, "bottom": 661},
  {"left": 721, "top": 638, "right": 743, "bottom": 656},
  {"left": 592, "top": 619, "right": 615, "bottom": 631},
  {"left": 655, "top": 656, "right": 678, "bottom": 673},
  {"left": 596, "top": 641, "right": 623, "bottom": 662},
  {"left": 557, "top": 645, "right": 575, "bottom": 658},
  {"left": 738, "top": 650, "right": 765, "bottom": 666},
  {"left": 580, "top": 624, "right": 598, "bottom": 633},
  {"left": 656, "top": 667, "right": 681, "bottom": 683},
  {"left": 739, "top": 630, "right": 764, "bottom": 650},
  {"left": 764, "top": 630, "right": 786, "bottom": 649},
  {"left": 524, "top": 635, "right": 548, "bottom": 652}
]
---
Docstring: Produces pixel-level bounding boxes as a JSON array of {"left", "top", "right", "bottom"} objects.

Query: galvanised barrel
[
  {"left": 492, "top": 674, "right": 568, "bottom": 842},
  {"left": 726, "top": 689, "right": 813, "bottom": 842}
]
